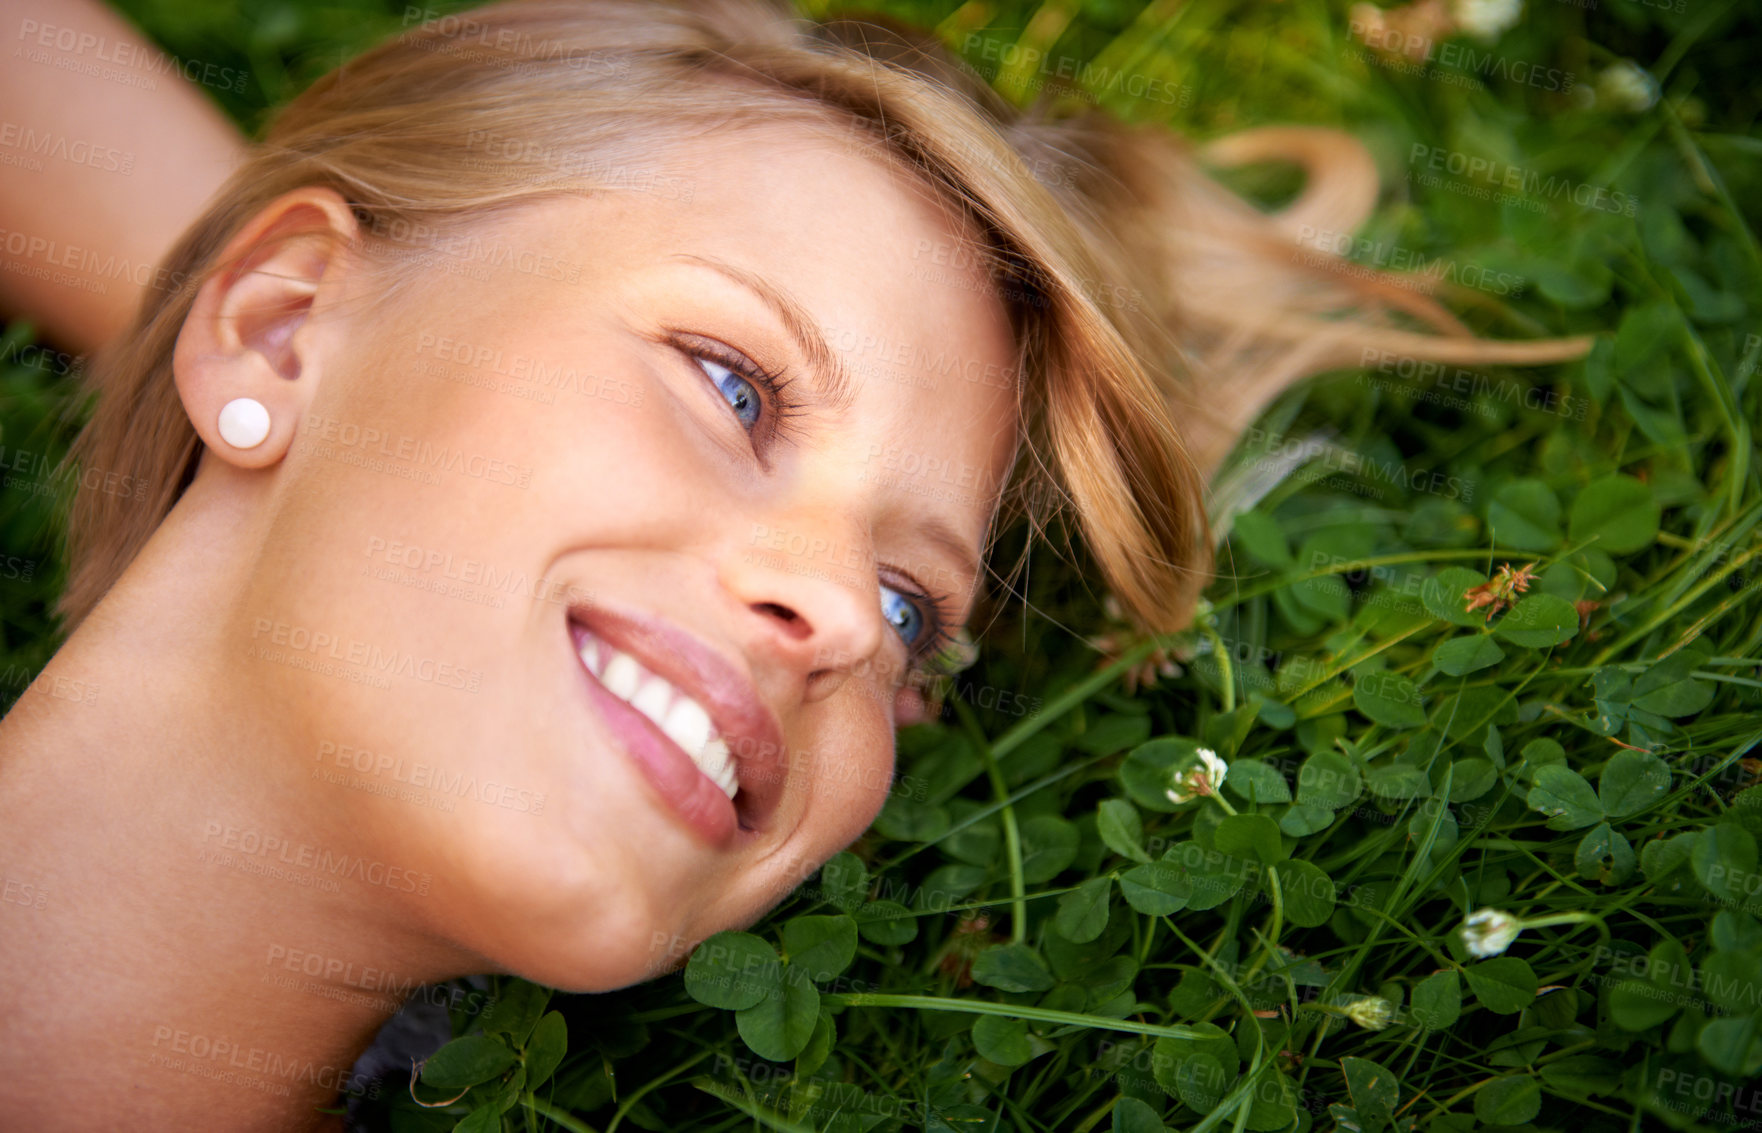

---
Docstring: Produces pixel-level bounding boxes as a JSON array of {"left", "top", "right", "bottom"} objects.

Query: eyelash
[
  {"left": 879, "top": 566, "right": 961, "bottom": 675},
  {"left": 676, "top": 333, "right": 961, "bottom": 675},
  {"left": 672, "top": 334, "right": 805, "bottom": 450}
]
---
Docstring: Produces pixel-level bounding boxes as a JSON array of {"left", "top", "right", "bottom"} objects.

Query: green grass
[{"left": 3, "top": 1, "right": 1761, "bottom": 1130}]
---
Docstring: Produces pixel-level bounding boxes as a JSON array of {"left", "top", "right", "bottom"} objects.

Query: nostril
[
  {"left": 754, "top": 601, "right": 798, "bottom": 623},
  {"left": 753, "top": 601, "right": 812, "bottom": 642}
]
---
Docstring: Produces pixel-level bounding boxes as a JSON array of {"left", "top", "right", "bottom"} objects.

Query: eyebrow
[
  {"left": 669, "top": 253, "right": 857, "bottom": 414},
  {"left": 916, "top": 515, "right": 984, "bottom": 612}
]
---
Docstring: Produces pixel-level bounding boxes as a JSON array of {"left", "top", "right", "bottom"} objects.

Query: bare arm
[{"left": 0, "top": 0, "right": 246, "bottom": 355}]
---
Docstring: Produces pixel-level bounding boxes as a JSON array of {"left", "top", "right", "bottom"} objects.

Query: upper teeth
[{"left": 578, "top": 631, "right": 737, "bottom": 799}]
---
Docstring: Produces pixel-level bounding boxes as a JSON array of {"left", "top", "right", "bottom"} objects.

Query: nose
[{"left": 727, "top": 521, "right": 888, "bottom": 693}]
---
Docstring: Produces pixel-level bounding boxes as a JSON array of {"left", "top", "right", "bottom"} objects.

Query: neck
[{"left": 0, "top": 470, "right": 482, "bottom": 1130}]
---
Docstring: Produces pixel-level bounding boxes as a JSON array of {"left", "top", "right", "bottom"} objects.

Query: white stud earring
[{"left": 217, "top": 398, "right": 271, "bottom": 450}]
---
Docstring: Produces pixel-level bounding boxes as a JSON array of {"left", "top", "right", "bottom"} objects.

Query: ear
[{"left": 173, "top": 187, "right": 361, "bottom": 470}]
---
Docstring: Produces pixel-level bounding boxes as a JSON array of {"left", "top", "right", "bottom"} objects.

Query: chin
[
  {"left": 427, "top": 815, "right": 706, "bottom": 992},
  {"left": 443, "top": 867, "right": 667, "bottom": 992}
]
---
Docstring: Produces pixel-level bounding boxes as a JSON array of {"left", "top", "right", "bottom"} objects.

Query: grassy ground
[{"left": 3, "top": 1, "right": 1760, "bottom": 1130}]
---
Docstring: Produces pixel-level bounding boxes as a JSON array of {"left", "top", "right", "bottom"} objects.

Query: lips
[
  {"left": 579, "top": 630, "right": 738, "bottom": 798},
  {"left": 566, "top": 603, "right": 786, "bottom": 844}
]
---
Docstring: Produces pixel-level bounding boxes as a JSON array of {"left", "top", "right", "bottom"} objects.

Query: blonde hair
[{"left": 58, "top": 0, "right": 1588, "bottom": 638}]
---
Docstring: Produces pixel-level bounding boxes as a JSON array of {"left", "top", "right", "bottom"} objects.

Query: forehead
[
  {"left": 553, "top": 120, "right": 1023, "bottom": 562},
  {"left": 605, "top": 118, "right": 1022, "bottom": 394}
]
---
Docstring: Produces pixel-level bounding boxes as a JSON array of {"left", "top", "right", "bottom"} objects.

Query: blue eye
[
  {"left": 698, "top": 356, "right": 761, "bottom": 431},
  {"left": 880, "top": 583, "right": 925, "bottom": 647}
]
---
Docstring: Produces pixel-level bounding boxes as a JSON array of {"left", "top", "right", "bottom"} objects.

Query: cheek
[
  {"left": 813, "top": 696, "right": 900, "bottom": 850},
  {"left": 729, "top": 694, "right": 897, "bottom": 923}
]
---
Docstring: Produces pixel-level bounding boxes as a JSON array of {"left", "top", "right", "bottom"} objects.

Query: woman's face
[{"left": 198, "top": 122, "right": 1021, "bottom": 989}]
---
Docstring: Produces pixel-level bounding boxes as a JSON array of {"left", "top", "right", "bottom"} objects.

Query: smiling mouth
[
  {"left": 566, "top": 605, "right": 786, "bottom": 842},
  {"left": 577, "top": 630, "right": 738, "bottom": 799}
]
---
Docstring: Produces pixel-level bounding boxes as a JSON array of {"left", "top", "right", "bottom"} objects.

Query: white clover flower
[
  {"left": 1461, "top": 908, "right": 1523, "bottom": 957},
  {"left": 1345, "top": 995, "right": 1395, "bottom": 1031},
  {"left": 1451, "top": 0, "right": 1522, "bottom": 41},
  {"left": 1597, "top": 60, "right": 1660, "bottom": 113},
  {"left": 1165, "top": 747, "right": 1229, "bottom": 805}
]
